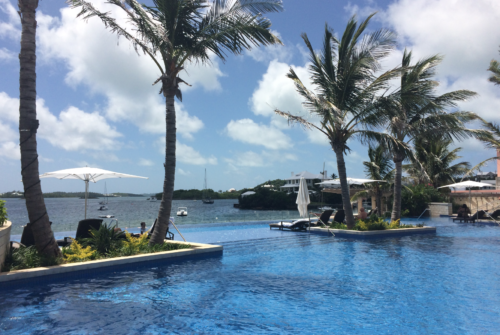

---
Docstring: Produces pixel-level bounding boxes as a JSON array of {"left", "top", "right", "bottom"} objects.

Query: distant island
[{"left": 0, "top": 191, "right": 145, "bottom": 198}]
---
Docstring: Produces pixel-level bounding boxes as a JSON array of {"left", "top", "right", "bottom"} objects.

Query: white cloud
[
  {"left": 0, "top": 47, "right": 15, "bottom": 61},
  {"left": 0, "top": 141, "right": 19, "bottom": 159},
  {"left": 225, "top": 150, "right": 298, "bottom": 167},
  {"left": 0, "top": 0, "right": 20, "bottom": 40},
  {"left": 157, "top": 138, "right": 217, "bottom": 165},
  {"left": 245, "top": 31, "right": 294, "bottom": 64},
  {"left": 0, "top": 92, "right": 122, "bottom": 152},
  {"left": 225, "top": 118, "right": 293, "bottom": 150},
  {"left": 36, "top": 1, "right": 222, "bottom": 139},
  {"left": 138, "top": 158, "right": 154, "bottom": 166},
  {"left": 178, "top": 168, "right": 191, "bottom": 176}
]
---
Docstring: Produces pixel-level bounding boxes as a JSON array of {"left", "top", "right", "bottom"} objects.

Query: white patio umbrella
[
  {"left": 296, "top": 177, "right": 310, "bottom": 218},
  {"left": 40, "top": 167, "right": 148, "bottom": 219},
  {"left": 438, "top": 180, "right": 494, "bottom": 213}
]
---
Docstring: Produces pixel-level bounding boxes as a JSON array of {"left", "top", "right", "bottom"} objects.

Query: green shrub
[
  {"left": 62, "top": 239, "right": 97, "bottom": 262},
  {"left": 0, "top": 200, "right": 7, "bottom": 226},
  {"left": 3, "top": 246, "right": 62, "bottom": 271},
  {"left": 392, "top": 184, "right": 446, "bottom": 217},
  {"left": 80, "top": 223, "right": 125, "bottom": 255},
  {"left": 329, "top": 222, "right": 347, "bottom": 229}
]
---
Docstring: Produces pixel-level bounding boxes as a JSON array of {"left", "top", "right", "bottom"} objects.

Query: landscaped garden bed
[{"left": 310, "top": 216, "right": 436, "bottom": 238}]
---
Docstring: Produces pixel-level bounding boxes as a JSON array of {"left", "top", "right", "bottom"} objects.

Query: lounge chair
[
  {"left": 20, "top": 222, "right": 52, "bottom": 247},
  {"left": 453, "top": 210, "right": 486, "bottom": 223},
  {"left": 310, "top": 210, "right": 334, "bottom": 226},
  {"left": 332, "top": 209, "right": 345, "bottom": 224},
  {"left": 367, "top": 208, "right": 377, "bottom": 217},
  {"left": 269, "top": 219, "right": 309, "bottom": 231},
  {"left": 147, "top": 218, "right": 174, "bottom": 240}
]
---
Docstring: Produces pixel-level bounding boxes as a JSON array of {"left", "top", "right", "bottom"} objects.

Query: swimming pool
[{"left": 1, "top": 218, "right": 500, "bottom": 334}]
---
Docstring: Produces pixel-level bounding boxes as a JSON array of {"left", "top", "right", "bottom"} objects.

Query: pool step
[{"left": 216, "top": 234, "right": 334, "bottom": 255}]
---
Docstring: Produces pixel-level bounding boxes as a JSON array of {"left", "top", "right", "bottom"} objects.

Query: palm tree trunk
[
  {"left": 150, "top": 94, "right": 176, "bottom": 245},
  {"left": 333, "top": 146, "right": 355, "bottom": 228},
  {"left": 376, "top": 187, "right": 382, "bottom": 216},
  {"left": 18, "top": 0, "right": 60, "bottom": 257},
  {"left": 391, "top": 154, "right": 404, "bottom": 221}
]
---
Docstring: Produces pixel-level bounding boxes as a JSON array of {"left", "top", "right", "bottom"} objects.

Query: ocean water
[
  {"left": 1, "top": 218, "right": 500, "bottom": 334},
  {"left": 1, "top": 197, "right": 301, "bottom": 235}
]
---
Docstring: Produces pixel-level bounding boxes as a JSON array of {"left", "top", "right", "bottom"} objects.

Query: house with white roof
[{"left": 280, "top": 171, "right": 326, "bottom": 193}]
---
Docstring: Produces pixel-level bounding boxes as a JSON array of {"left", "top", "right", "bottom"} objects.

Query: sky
[{"left": 0, "top": 0, "right": 500, "bottom": 194}]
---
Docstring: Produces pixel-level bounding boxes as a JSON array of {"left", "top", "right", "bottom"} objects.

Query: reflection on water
[{"left": 1, "top": 198, "right": 301, "bottom": 235}]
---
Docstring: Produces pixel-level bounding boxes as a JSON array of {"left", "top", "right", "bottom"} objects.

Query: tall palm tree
[
  {"left": 274, "top": 14, "right": 405, "bottom": 229},
  {"left": 405, "top": 137, "right": 470, "bottom": 188},
  {"left": 488, "top": 47, "right": 500, "bottom": 86},
  {"left": 68, "top": 0, "right": 283, "bottom": 244},
  {"left": 382, "top": 49, "right": 487, "bottom": 221},
  {"left": 18, "top": 0, "right": 61, "bottom": 257},
  {"left": 351, "top": 145, "right": 394, "bottom": 216}
]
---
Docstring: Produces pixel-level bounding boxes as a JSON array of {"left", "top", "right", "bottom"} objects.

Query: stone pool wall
[
  {"left": 428, "top": 203, "right": 452, "bottom": 217},
  {"left": 0, "top": 221, "right": 11, "bottom": 272}
]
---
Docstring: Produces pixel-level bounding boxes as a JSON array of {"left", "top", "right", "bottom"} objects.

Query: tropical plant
[
  {"left": 120, "top": 232, "right": 150, "bottom": 256},
  {"left": 274, "top": 14, "right": 402, "bottom": 228},
  {"left": 3, "top": 246, "right": 62, "bottom": 272},
  {"left": 488, "top": 47, "right": 500, "bottom": 86},
  {"left": 80, "top": 223, "right": 125, "bottom": 255},
  {"left": 0, "top": 200, "right": 7, "bottom": 226},
  {"left": 397, "top": 184, "right": 446, "bottom": 217},
  {"left": 350, "top": 144, "right": 394, "bottom": 216},
  {"left": 405, "top": 137, "right": 470, "bottom": 188},
  {"left": 380, "top": 49, "right": 487, "bottom": 221},
  {"left": 17, "top": 0, "right": 61, "bottom": 257},
  {"left": 68, "top": 0, "right": 283, "bottom": 244}
]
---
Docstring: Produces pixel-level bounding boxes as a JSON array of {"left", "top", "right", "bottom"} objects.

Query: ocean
[{"left": 1, "top": 197, "right": 301, "bottom": 235}]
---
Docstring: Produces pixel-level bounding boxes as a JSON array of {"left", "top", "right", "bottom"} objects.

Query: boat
[
  {"left": 147, "top": 198, "right": 150, "bottom": 200},
  {"left": 150, "top": 196, "right": 157, "bottom": 201},
  {"left": 99, "top": 182, "right": 108, "bottom": 205},
  {"left": 176, "top": 207, "right": 188, "bottom": 216},
  {"left": 98, "top": 214, "right": 115, "bottom": 218},
  {"left": 319, "top": 206, "right": 333, "bottom": 211},
  {"left": 98, "top": 205, "right": 108, "bottom": 211},
  {"left": 202, "top": 168, "right": 214, "bottom": 204}
]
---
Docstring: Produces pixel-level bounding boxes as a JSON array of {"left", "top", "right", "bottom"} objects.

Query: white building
[{"left": 280, "top": 171, "right": 326, "bottom": 193}]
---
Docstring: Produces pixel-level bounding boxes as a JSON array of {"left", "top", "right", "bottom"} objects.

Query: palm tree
[
  {"left": 68, "top": 0, "right": 283, "bottom": 244},
  {"left": 382, "top": 49, "right": 487, "bottom": 221},
  {"left": 488, "top": 47, "right": 500, "bottom": 86},
  {"left": 405, "top": 137, "right": 470, "bottom": 188},
  {"left": 351, "top": 145, "right": 394, "bottom": 216},
  {"left": 18, "top": 0, "right": 61, "bottom": 257},
  {"left": 274, "top": 14, "right": 404, "bottom": 229}
]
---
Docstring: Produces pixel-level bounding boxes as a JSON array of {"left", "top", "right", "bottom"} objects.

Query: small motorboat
[
  {"left": 99, "top": 214, "right": 115, "bottom": 218},
  {"left": 176, "top": 207, "right": 188, "bottom": 216},
  {"left": 319, "top": 206, "right": 333, "bottom": 211},
  {"left": 98, "top": 205, "right": 108, "bottom": 211}
]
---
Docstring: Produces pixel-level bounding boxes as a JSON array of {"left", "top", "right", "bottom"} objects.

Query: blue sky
[{"left": 1, "top": 0, "right": 500, "bottom": 194}]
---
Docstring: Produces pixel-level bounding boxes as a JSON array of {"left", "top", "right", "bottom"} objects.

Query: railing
[{"left": 417, "top": 208, "right": 430, "bottom": 220}]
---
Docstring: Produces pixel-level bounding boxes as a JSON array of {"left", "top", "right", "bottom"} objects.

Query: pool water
[{"left": 1, "top": 218, "right": 500, "bottom": 334}]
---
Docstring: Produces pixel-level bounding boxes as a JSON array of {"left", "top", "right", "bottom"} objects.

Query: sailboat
[
  {"left": 202, "top": 168, "right": 214, "bottom": 204},
  {"left": 99, "top": 182, "right": 108, "bottom": 205}
]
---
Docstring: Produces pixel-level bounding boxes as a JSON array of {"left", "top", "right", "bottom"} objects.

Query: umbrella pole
[{"left": 85, "top": 180, "right": 89, "bottom": 219}]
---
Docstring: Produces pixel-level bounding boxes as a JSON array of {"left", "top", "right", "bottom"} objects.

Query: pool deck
[
  {"left": 309, "top": 226, "right": 437, "bottom": 238},
  {"left": 0, "top": 240, "right": 222, "bottom": 283}
]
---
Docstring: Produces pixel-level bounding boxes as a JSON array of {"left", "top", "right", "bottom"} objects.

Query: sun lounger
[
  {"left": 332, "top": 209, "right": 345, "bottom": 224},
  {"left": 453, "top": 210, "right": 486, "bottom": 223},
  {"left": 269, "top": 219, "right": 309, "bottom": 231},
  {"left": 367, "top": 208, "right": 377, "bottom": 217},
  {"left": 20, "top": 222, "right": 52, "bottom": 247},
  {"left": 147, "top": 218, "right": 174, "bottom": 240},
  {"left": 310, "top": 210, "right": 334, "bottom": 226}
]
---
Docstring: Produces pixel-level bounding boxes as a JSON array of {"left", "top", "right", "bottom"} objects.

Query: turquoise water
[
  {"left": 2, "top": 198, "right": 301, "bottom": 235},
  {"left": 1, "top": 218, "right": 500, "bottom": 333}
]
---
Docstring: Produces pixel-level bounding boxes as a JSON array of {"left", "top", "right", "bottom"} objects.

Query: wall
[
  {"left": 428, "top": 203, "right": 452, "bottom": 217},
  {"left": 450, "top": 193, "right": 500, "bottom": 213},
  {"left": 0, "top": 221, "right": 12, "bottom": 272}
]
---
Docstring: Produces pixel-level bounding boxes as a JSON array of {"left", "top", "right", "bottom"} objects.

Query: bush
[
  {"left": 3, "top": 246, "right": 62, "bottom": 271},
  {"left": 400, "top": 184, "right": 446, "bottom": 217},
  {"left": 0, "top": 200, "right": 7, "bottom": 226},
  {"left": 80, "top": 223, "right": 125, "bottom": 255},
  {"left": 62, "top": 239, "right": 97, "bottom": 262},
  {"left": 329, "top": 222, "right": 347, "bottom": 229}
]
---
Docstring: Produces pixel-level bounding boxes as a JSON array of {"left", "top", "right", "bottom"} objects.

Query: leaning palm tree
[
  {"left": 382, "top": 49, "right": 487, "bottom": 221},
  {"left": 405, "top": 137, "right": 470, "bottom": 188},
  {"left": 18, "top": 0, "right": 61, "bottom": 257},
  {"left": 488, "top": 47, "right": 500, "bottom": 86},
  {"left": 274, "top": 14, "right": 405, "bottom": 229},
  {"left": 68, "top": 0, "right": 283, "bottom": 244},
  {"left": 351, "top": 145, "right": 394, "bottom": 216}
]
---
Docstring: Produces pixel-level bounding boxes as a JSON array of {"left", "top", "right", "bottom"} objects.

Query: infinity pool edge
[{"left": 309, "top": 226, "right": 437, "bottom": 238}]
